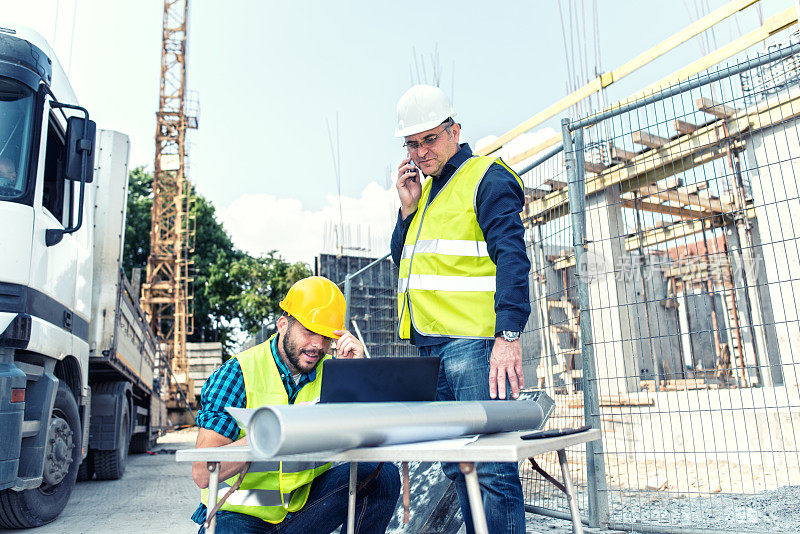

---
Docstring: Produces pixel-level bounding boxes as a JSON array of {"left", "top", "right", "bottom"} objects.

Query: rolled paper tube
[{"left": 247, "top": 399, "right": 551, "bottom": 457}]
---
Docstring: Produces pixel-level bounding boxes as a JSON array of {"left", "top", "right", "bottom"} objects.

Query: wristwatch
[{"left": 497, "top": 330, "right": 521, "bottom": 342}]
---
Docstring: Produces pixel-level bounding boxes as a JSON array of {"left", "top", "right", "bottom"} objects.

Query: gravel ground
[
  {"left": 609, "top": 485, "right": 800, "bottom": 533},
  {"left": 531, "top": 485, "right": 800, "bottom": 534}
]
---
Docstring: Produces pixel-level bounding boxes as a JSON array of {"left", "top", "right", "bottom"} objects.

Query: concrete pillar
[
  {"left": 584, "top": 184, "right": 640, "bottom": 393},
  {"left": 742, "top": 117, "right": 800, "bottom": 386},
  {"left": 629, "top": 252, "right": 683, "bottom": 382},
  {"left": 676, "top": 291, "right": 694, "bottom": 369}
]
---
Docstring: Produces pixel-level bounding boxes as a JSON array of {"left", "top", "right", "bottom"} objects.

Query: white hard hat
[{"left": 394, "top": 84, "right": 457, "bottom": 138}]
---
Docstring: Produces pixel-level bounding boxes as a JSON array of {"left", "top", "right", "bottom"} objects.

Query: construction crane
[{"left": 141, "top": 0, "right": 198, "bottom": 416}]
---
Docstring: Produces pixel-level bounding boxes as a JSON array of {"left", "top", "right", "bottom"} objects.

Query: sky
[{"left": 1, "top": 0, "right": 792, "bottom": 265}]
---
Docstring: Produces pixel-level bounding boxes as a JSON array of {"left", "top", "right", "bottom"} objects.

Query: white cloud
[
  {"left": 217, "top": 129, "right": 560, "bottom": 267},
  {"left": 218, "top": 181, "right": 400, "bottom": 266}
]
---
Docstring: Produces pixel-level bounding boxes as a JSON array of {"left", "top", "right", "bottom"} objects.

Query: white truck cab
[{"left": 0, "top": 25, "right": 164, "bottom": 528}]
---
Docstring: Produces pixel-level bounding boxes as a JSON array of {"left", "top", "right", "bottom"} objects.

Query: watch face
[{"left": 503, "top": 331, "right": 520, "bottom": 341}]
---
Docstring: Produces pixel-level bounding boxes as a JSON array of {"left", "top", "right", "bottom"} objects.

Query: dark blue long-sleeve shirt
[{"left": 390, "top": 143, "right": 531, "bottom": 347}]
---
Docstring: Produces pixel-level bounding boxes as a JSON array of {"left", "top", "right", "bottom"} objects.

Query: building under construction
[
  {"left": 514, "top": 24, "right": 800, "bottom": 534},
  {"left": 523, "top": 35, "right": 800, "bottom": 396},
  {"left": 316, "top": 253, "right": 416, "bottom": 358}
]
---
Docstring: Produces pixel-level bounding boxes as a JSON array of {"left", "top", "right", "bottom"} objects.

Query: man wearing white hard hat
[{"left": 390, "top": 85, "right": 531, "bottom": 533}]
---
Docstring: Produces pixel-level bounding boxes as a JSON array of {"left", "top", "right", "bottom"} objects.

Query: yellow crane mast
[{"left": 141, "top": 0, "right": 198, "bottom": 413}]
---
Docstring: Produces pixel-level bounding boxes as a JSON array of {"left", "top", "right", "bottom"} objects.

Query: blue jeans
[
  {"left": 418, "top": 338, "right": 526, "bottom": 534},
  {"left": 198, "top": 462, "right": 400, "bottom": 534}
]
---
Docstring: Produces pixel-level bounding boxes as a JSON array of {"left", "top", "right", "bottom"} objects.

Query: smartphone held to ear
[{"left": 405, "top": 161, "right": 419, "bottom": 184}]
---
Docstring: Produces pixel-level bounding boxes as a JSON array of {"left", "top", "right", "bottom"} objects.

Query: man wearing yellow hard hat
[{"left": 190, "top": 276, "right": 401, "bottom": 533}]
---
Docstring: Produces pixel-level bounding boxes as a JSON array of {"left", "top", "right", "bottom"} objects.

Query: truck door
[{"left": 29, "top": 105, "right": 79, "bottom": 358}]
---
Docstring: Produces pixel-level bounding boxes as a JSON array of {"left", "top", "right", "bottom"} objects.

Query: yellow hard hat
[{"left": 279, "top": 276, "right": 346, "bottom": 339}]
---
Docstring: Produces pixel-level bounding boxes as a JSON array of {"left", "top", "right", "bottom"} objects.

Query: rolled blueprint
[{"left": 246, "top": 398, "right": 553, "bottom": 457}]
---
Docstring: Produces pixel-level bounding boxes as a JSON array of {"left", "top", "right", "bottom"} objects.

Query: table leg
[
  {"left": 557, "top": 449, "right": 584, "bottom": 534},
  {"left": 206, "top": 462, "right": 220, "bottom": 534},
  {"left": 459, "top": 462, "right": 488, "bottom": 534},
  {"left": 347, "top": 462, "right": 357, "bottom": 534}
]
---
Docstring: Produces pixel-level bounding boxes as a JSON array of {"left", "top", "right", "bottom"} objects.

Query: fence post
[
  {"left": 562, "top": 118, "right": 609, "bottom": 528},
  {"left": 344, "top": 274, "right": 352, "bottom": 332}
]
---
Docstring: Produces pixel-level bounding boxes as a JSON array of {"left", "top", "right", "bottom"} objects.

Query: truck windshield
[{"left": 0, "top": 77, "right": 35, "bottom": 201}]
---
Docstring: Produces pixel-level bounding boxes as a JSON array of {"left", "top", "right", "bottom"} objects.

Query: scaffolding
[{"left": 513, "top": 40, "right": 800, "bottom": 532}]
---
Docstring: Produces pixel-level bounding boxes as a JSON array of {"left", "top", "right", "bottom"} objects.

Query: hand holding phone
[{"left": 396, "top": 157, "right": 422, "bottom": 218}]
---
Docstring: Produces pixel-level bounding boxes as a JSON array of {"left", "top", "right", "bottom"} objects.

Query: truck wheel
[
  {"left": 76, "top": 452, "right": 94, "bottom": 481},
  {"left": 94, "top": 400, "right": 130, "bottom": 480},
  {"left": 0, "top": 381, "right": 81, "bottom": 528}
]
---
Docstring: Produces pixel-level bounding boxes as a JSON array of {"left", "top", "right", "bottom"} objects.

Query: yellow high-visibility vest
[
  {"left": 200, "top": 334, "right": 330, "bottom": 523},
  {"left": 397, "top": 155, "right": 523, "bottom": 339}
]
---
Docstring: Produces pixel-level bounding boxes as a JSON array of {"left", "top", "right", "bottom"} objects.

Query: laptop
[{"left": 319, "top": 357, "right": 441, "bottom": 403}]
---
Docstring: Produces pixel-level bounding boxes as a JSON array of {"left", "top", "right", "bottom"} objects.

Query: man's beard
[{"left": 282, "top": 329, "right": 325, "bottom": 374}]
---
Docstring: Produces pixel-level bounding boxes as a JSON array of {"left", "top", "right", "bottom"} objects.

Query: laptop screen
[{"left": 319, "top": 357, "right": 441, "bottom": 403}]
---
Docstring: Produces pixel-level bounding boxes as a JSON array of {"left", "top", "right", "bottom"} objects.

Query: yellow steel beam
[
  {"left": 525, "top": 125, "right": 733, "bottom": 223},
  {"left": 625, "top": 219, "right": 715, "bottom": 250},
  {"left": 612, "top": 7, "right": 797, "bottom": 111},
  {"left": 511, "top": 5, "right": 796, "bottom": 168},
  {"left": 552, "top": 255, "right": 575, "bottom": 271},
  {"left": 620, "top": 198, "right": 709, "bottom": 220},
  {"left": 550, "top": 205, "right": 757, "bottom": 271},
  {"left": 663, "top": 260, "right": 731, "bottom": 279},
  {"left": 636, "top": 184, "right": 733, "bottom": 213},
  {"left": 508, "top": 134, "right": 562, "bottom": 165},
  {"left": 478, "top": 0, "right": 761, "bottom": 157}
]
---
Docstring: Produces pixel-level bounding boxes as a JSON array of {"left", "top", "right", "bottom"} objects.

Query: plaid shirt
[
  {"left": 192, "top": 335, "right": 318, "bottom": 525},
  {"left": 195, "top": 335, "right": 317, "bottom": 440}
]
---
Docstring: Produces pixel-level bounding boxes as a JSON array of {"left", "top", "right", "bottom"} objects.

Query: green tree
[
  {"left": 206, "top": 252, "right": 311, "bottom": 335},
  {"left": 189, "top": 194, "right": 244, "bottom": 346},
  {"left": 122, "top": 167, "right": 312, "bottom": 354},
  {"left": 122, "top": 167, "right": 153, "bottom": 280}
]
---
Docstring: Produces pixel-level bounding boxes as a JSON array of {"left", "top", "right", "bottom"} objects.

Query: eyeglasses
[{"left": 403, "top": 123, "right": 452, "bottom": 152}]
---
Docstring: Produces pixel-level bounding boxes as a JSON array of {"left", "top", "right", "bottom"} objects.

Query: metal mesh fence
[
  {"left": 523, "top": 42, "right": 800, "bottom": 533},
  {"left": 518, "top": 147, "right": 597, "bottom": 525},
  {"left": 332, "top": 42, "right": 800, "bottom": 533}
]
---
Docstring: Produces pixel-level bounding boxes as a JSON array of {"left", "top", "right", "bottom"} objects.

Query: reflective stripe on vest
[
  {"left": 397, "top": 155, "right": 523, "bottom": 339},
  {"left": 398, "top": 274, "right": 497, "bottom": 293},
  {"left": 401, "top": 239, "right": 489, "bottom": 259},
  {"left": 199, "top": 334, "right": 331, "bottom": 524},
  {"left": 217, "top": 485, "right": 293, "bottom": 508}
]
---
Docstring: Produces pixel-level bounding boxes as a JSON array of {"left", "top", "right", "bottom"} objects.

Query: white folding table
[{"left": 176, "top": 428, "right": 600, "bottom": 534}]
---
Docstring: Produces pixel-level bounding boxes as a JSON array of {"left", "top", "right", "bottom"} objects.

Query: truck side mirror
[
  {"left": 65, "top": 116, "right": 96, "bottom": 183},
  {"left": 46, "top": 103, "right": 95, "bottom": 246}
]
